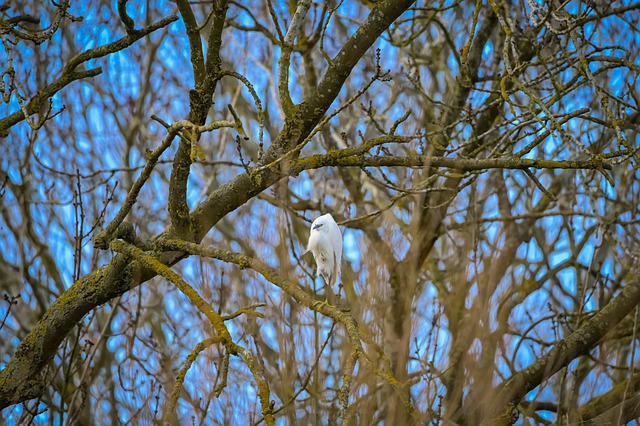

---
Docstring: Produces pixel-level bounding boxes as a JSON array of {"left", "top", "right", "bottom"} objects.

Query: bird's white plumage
[{"left": 307, "top": 213, "right": 342, "bottom": 287}]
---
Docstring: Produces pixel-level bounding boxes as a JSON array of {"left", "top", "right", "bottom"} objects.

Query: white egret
[{"left": 307, "top": 213, "right": 343, "bottom": 291}]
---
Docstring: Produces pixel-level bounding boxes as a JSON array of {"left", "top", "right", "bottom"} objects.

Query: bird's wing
[
  {"left": 329, "top": 222, "right": 343, "bottom": 279},
  {"left": 331, "top": 251, "right": 339, "bottom": 286}
]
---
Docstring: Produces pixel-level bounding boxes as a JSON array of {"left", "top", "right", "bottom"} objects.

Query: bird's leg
[{"left": 312, "top": 277, "right": 335, "bottom": 310}]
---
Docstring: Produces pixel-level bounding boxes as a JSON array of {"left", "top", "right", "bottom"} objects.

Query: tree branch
[
  {"left": 168, "top": 0, "right": 229, "bottom": 237},
  {"left": 292, "top": 152, "right": 614, "bottom": 174},
  {"left": 0, "top": 14, "right": 178, "bottom": 137},
  {"left": 475, "top": 267, "right": 640, "bottom": 425},
  {"left": 0, "top": 254, "right": 135, "bottom": 409},
  {"left": 0, "top": 0, "right": 419, "bottom": 410}
]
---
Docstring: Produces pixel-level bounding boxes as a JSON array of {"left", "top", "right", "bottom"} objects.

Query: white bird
[{"left": 307, "top": 213, "right": 342, "bottom": 288}]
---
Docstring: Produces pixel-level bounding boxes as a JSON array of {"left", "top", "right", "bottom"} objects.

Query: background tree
[{"left": 1, "top": 0, "right": 639, "bottom": 424}]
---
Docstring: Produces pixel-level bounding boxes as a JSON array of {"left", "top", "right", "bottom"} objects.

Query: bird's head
[{"left": 310, "top": 213, "right": 334, "bottom": 233}]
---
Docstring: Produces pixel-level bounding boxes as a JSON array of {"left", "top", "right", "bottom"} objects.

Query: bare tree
[{"left": 1, "top": 0, "right": 639, "bottom": 425}]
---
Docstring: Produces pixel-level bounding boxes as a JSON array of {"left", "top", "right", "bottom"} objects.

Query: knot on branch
[
  {"left": 188, "top": 89, "right": 212, "bottom": 124},
  {"left": 115, "top": 221, "right": 137, "bottom": 244},
  {"left": 94, "top": 221, "right": 138, "bottom": 250}
]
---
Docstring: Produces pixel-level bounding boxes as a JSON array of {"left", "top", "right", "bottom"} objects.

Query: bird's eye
[{"left": 313, "top": 223, "right": 324, "bottom": 230}]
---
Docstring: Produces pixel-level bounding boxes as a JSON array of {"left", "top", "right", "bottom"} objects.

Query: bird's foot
[{"left": 312, "top": 298, "right": 332, "bottom": 310}]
